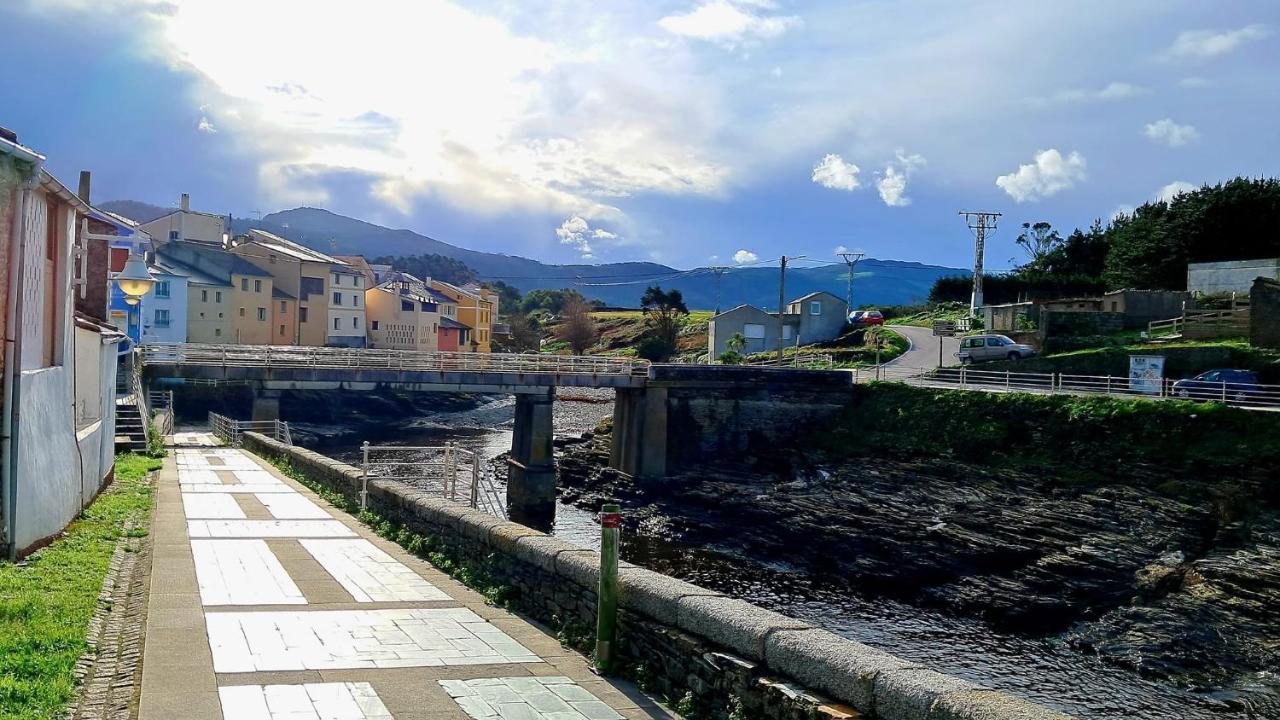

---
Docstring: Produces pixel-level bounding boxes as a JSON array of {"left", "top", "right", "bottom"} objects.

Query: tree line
[{"left": 930, "top": 177, "right": 1280, "bottom": 304}]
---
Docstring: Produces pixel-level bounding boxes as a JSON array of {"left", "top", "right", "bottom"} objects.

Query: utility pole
[
  {"left": 837, "top": 250, "right": 866, "bottom": 319},
  {"left": 777, "top": 255, "right": 806, "bottom": 361},
  {"left": 959, "top": 211, "right": 1001, "bottom": 317},
  {"left": 710, "top": 266, "right": 729, "bottom": 314}
]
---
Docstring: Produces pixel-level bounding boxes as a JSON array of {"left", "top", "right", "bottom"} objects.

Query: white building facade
[{"left": 327, "top": 263, "right": 367, "bottom": 347}]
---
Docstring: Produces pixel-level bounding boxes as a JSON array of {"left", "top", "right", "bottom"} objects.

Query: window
[
  {"left": 353, "top": 277, "right": 360, "bottom": 288},
  {"left": 280, "top": 301, "right": 287, "bottom": 312},
  {"left": 168, "top": 230, "right": 179, "bottom": 240},
  {"left": 1111, "top": 301, "right": 1118, "bottom": 311},
  {"left": 352, "top": 317, "right": 359, "bottom": 329},
  {"left": 269, "top": 254, "right": 277, "bottom": 264},
  {"left": 332, "top": 274, "right": 340, "bottom": 285},
  {"left": 239, "top": 307, "right": 245, "bottom": 317},
  {"left": 255, "top": 279, "right": 262, "bottom": 292},
  {"left": 156, "top": 280, "right": 171, "bottom": 298},
  {"left": 218, "top": 312, "right": 223, "bottom": 319},
  {"left": 199, "top": 312, "right": 205, "bottom": 319},
  {"left": 241, "top": 278, "right": 248, "bottom": 291},
  {"left": 810, "top": 301, "right": 821, "bottom": 316},
  {"left": 215, "top": 328, "right": 222, "bottom": 337},
  {"left": 402, "top": 300, "right": 414, "bottom": 312},
  {"left": 257, "top": 307, "right": 267, "bottom": 321},
  {"left": 215, "top": 291, "right": 222, "bottom": 303},
  {"left": 201, "top": 289, "right": 208, "bottom": 302},
  {"left": 299, "top": 307, "right": 309, "bottom": 323},
  {"left": 332, "top": 291, "right": 342, "bottom": 306},
  {"left": 743, "top": 323, "right": 765, "bottom": 339},
  {"left": 372, "top": 320, "right": 380, "bottom": 330},
  {"left": 154, "top": 309, "right": 170, "bottom": 327},
  {"left": 333, "top": 318, "right": 340, "bottom": 330},
  {"left": 782, "top": 325, "right": 793, "bottom": 340},
  {"left": 279, "top": 325, "right": 285, "bottom": 336},
  {"left": 300, "top": 276, "right": 324, "bottom": 298},
  {"left": 353, "top": 295, "right": 359, "bottom": 307}
]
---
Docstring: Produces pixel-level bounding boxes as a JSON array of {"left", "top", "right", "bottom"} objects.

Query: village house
[
  {"left": 428, "top": 279, "right": 498, "bottom": 352},
  {"left": 157, "top": 241, "right": 274, "bottom": 344},
  {"left": 328, "top": 262, "right": 367, "bottom": 348},
  {"left": 230, "top": 229, "right": 346, "bottom": 346},
  {"left": 365, "top": 276, "right": 460, "bottom": 351},
  {"left": 707, "top": 290, "right": 848, "bottom": 358},
  {"left": 0, "top": 130, "right": 127, "bottom": 558},
  {"left": 138, "top": 192, "right": 227, "bottom": 246}
]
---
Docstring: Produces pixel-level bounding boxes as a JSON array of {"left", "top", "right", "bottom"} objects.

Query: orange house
[{"left": 438, "top": 317, "right": 470, "bottom": 351}]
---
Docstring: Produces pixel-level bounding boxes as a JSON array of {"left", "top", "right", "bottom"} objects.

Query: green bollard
[{"left": 595, "top": 503, "right": 621, "bottom": 673}]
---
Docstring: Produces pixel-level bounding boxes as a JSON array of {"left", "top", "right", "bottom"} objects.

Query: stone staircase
[{"left": 114, "top": 399, "right": 148, "bottom": 454}]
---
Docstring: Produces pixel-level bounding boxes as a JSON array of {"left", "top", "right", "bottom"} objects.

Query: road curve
[{"left": 887, "top": 324, "right": 961, "bottom": 370}]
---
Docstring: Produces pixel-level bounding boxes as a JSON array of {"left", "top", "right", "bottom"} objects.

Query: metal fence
[
  {"left": 142, "top": 343, "right": 650, "bottom": 378},
  {"left": 208, "top": 412, "right": 294, "bottom": 446},
  {"left": 852, "top": 365, "right": 1280, "bottom": 409},
  {"left": 360, "top": 442, "right": 506, "bottom": 519}
]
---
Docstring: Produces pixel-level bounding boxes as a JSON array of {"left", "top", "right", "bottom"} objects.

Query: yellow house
[
  {"left": 155, "top": 241, "right": 275, "bottom": 345},
  {"left": 365, "top": 277, "right": 459, "bottom": 351},
  {"left": 427, "top": 280, "right": 498, "bottom": 352},
  {"left": 230, "top": 229, "right": 344, "bottom": 347}
]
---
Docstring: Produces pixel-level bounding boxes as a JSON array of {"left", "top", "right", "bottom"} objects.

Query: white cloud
[
  {"left": 1025, "top": 81, "right": 1148, "bottom": 107},
  {"left": 1166, "top": 24, "right": 1270, "bottom": 60},
  {"left": 1144, "top": 118, "right": 1199, "bottom": 147},
  {"left": 197, "top": 116, "right": 216, "bottom": 133},
  {"left": 770, "top": 65, "right": 783, "bottom": 78},
  {"left": 659, "top": 0, "right": 800, "bottom": 46},
  {"left": 995, "top": 149, "right": 1087, "bottom": 203},
  {"left": 556, "top": 215, "right": 622, "bottom": 259},
  {"left": 811, "top": 154, "right": 861, "bottom": 191},
  {"left": 733, "top": 249, "right": 759, "bottom": 264},
  {"left": 1155, "top": 181, "right": 1197, "bottom": 204},
  {"left": 1179, "top": 76, "right": 1212, "bottom": 88},
  {"left": 875, "top": 150, "right": 925, "bottom": 207}
]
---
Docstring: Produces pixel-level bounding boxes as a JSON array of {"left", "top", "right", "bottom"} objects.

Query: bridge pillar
[
  {"left": 609, "top": 388, "right": 667, "bottom": 480},
  {"left": 251, "top": 389, "right": 282, "bottom": 422},
  {"left": 507, "top": 390, "right": 556, "bottom": 529}
]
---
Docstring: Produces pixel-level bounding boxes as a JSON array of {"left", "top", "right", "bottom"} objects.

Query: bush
[{"left": 635, "top": 336, "right": 677, "bottom": 362}]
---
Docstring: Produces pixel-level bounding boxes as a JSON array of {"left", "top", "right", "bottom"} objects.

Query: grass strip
[{"left": 0, "top": 453, "right": 160, "bottom": 720}]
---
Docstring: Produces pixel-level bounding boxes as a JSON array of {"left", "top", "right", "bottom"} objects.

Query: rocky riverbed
[{"left": 557, "top": 426, "right": 1280, "bottom": 703}]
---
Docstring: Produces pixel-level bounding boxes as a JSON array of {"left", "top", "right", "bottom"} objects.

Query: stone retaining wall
[{"left": 241, "top": 432, "right": 1070, "bottom": 720}]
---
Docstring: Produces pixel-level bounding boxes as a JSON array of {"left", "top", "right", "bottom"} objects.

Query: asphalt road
[{"left": 887, "top": 324, "right": 961, "bottom": 370}]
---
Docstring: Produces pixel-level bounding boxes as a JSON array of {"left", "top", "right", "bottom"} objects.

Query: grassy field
[{"left": 0, "top": 453, "right": 160, "bottom": 720}]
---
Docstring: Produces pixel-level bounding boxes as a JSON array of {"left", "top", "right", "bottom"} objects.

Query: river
[{"left": 306, "top": 394, "right": 1277, "bottom": 720}]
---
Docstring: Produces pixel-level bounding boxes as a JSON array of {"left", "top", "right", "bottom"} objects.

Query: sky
[{"left": 2, "top": 1, "right": 1277, "bottom": 272}]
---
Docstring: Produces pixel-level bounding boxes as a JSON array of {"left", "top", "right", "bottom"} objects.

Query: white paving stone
[
  {"left": 440, "top": 677, "right": 623, "bottom": 720},
  {"left": 218, "top": 682, "right": 393, "bottom": 720},
  {"left": 205, "top": 608, "right": 540, "bottom": 673},
  {"left": 178, "top": 468, "right": 223, "bottom": 484},
  {"left": 181, "top": 484, "right": 299, "bottom": 494},
  {"left": 192, "top": 540, "right": 306, "bottom": 606},
  {"left": 182, "top": 493, "right": 247, "bottom": 520},
  {"left": 189, "top": 520, "right": 356, "bottom": 539},
  {"left": 234, "top": 469, "right": 283, "bottom": 484},
  {"left": 258, "top": 493, "right": 331, "bottom": 520},
  {"left": 300, "top": 539, "right": 449, "bottom": 602}
]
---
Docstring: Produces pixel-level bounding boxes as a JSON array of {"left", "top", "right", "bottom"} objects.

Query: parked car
[
  {"left": 956, "top": 334, "right": 1036, "bottom": 363},
  {"left": 849, "top": 310, "right": 885, "bottom": 326},
  {"left": 1170, "top": 369, "right": 1263, "bottom": 402}
]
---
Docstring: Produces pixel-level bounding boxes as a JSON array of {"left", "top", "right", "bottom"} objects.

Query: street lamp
[{"left": 115, "top": 251, "right": 156, "bottom": 305}]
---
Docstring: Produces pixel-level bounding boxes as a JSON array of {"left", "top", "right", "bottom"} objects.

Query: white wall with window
[{"left": 326, "top": 266, "right": 368, "bottom": 347}]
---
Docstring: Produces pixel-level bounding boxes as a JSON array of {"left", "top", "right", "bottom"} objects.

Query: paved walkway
[{"left": 140, "top": 432, "right": 668, "bottom": 720}]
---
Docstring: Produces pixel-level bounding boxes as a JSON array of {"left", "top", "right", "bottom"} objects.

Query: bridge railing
[
  {"left": 208, "top": 412, "right": 293, "bottom": 446},
  {"left": 360, "top": 442, "right": 505, "bottom": 519},
  {"left": 853, "top": 365, "right": 1280, "bottom": 410},
  {"left": 143, "top": 343, "right": 649, "bottom": 378}
]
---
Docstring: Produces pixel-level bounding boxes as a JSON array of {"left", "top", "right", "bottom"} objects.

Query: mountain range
[{"left": 100, "top": 201, "right": 967, "bottom": 310}]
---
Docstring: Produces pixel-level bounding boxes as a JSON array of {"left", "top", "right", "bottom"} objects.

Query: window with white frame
[
  {"left": 155, "top": 280, "right": 170, "bottom": 298},
  {"left": 154, "top": 309, "right": 170, "bottom": 327},
  {"left": 743, "top": 323, "right": 765, "bottom": 339},
  {"left": 810, "top": 301, "right": 821, "bottom": 315}
]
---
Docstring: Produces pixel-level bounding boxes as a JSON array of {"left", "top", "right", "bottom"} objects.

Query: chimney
[
  {"left": 78, "top": 171, "right": 91, "bottom": 203},
  {"left": 180, "top": 193, "right": 190, "bottom": 212}
]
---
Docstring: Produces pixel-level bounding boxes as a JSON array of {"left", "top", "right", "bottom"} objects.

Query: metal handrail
[
  {"left": 852, "top": 365, "right": 1280, "bottom": 410},
  {"left": 746, "top": 353, "right": 834, "bottom": 369},
  {"left": 141, "top": 343, "right": 649, "bottom": 378},
  {"left": 360, "top": 441, "right": 506, "bottom": 518},
  {"left": 207, "top": 412, "right": 293, "bottom": 446}
]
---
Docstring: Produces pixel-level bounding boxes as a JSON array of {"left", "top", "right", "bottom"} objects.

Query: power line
[{"left": 777, "top": 255, "right": 805, "bottom": 360}]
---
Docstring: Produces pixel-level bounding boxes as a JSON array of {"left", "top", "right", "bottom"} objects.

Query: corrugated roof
[{"left": 246, "top": 228, "right": 344, "bottom": 264}]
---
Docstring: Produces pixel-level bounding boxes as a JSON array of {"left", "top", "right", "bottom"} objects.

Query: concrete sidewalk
[{"left": 139, "top": 432, "right": 670, "bottom": 720}]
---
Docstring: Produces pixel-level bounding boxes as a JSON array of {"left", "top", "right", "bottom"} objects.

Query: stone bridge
[{"left": 141, "top": 344, "right": 853, "bottom": 525}]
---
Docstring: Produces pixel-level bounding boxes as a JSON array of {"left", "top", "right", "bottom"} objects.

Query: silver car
[{"left": 956, "top": 334, "right": 1036, "bottom": 363}]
